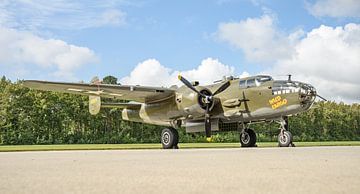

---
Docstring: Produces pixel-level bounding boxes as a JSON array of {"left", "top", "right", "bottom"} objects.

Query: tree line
[{"left": 0, "top": 76, "right": 359, "bottom": 145}]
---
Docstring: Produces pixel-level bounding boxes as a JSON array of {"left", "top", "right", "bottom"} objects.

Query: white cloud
[
  {"left": 216, "top": 14, "right": 360, "bottom": 103},
  {"left": 306, "top": 0, "right": 360, "bottom": 18},
  {"left": 121, "top": 58, "right": 237, "bottom": 87},
  {"left": 120, "top": 59, "right": 174, "bottom": 87},
  {"left": 0, "top": 0, "right": 126, "bottom": 30},
  {"left": 178, "top": 58, "right": 236, "bottom": 85},
  {"left": 0, "top": 27, "right": 97, "bottom": 79},
  {"left": 216, "top": 14, "right": 298, "bottom": 63},
  {"left": 239, "top": 71, "right": 250, "bottom": 78},
  {"left": 271, "top": 24, "right": 360, "bottom": 103}
]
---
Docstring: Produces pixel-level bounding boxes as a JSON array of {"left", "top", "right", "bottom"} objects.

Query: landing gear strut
[
  {"left": 240, "top": 128, "right": 257, "bottom": 147},
  {"left": 277, "top": 117, "right": 295, "bottom": 147},
  {"left": 161, "top": 128, "right": 179, "bottom": 149}
]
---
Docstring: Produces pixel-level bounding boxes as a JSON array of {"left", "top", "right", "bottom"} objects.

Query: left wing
[{"left": 23, "top": 80, "right": 175, "bottom": 103}]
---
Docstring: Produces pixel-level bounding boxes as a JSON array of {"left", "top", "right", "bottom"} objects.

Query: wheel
[
  {"left": 161, "top": 128, "right": 179, "bottom": 149},
  {"left": 240, "top": 128, "right": 257, "bottom": 147},
  {"left": 278, "top": 131, "right": 293, "bottom": 147}
]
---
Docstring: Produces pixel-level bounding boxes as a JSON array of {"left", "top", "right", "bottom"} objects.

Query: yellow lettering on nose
[
  {"left": 269, "top": 99, "right": 274, "bottom": 104},
  {"left": 275, "top": 96, "right": 281, "bottom": 102},
  {"left": 270, "top": 96, "right": 288, "bottom": 109},
  {"left": 282, "top": 99, "right": 288, "bottom": 105}
]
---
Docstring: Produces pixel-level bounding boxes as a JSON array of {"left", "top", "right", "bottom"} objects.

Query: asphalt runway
[{"left": 1, "top": 146, "right": 360, "bottom": 194}]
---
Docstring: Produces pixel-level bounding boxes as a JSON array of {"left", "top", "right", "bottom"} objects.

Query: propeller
[
  {"left": 178, "top": 75, "right": 231, "bottom": 141},
  {"left": 178, "top": 75, "right": 206, "bottom": 98}
]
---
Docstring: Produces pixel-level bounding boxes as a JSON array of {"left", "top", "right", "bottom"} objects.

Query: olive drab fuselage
[{"left": 121, "top": 75, "right": 317, "bottom": 132}]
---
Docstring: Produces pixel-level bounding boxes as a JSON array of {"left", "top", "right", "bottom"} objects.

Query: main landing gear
[
  {"left": 161, "top": 127, "right": 179, "bottom": 149},
  {"left": 277, "top": 117, "right": 295, "bottom": 147},
  {"left": 239, "top": 117, "right": 295, "bottom": 148},
  {"left": 240, "top": 128, "right": 257, "bottom": 147}
]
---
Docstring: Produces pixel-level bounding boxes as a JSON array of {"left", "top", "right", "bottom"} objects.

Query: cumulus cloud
[
  {"left": 0, "top": 27, "right": 97, "bottom": 79},
  {"left": 120, "top": 59, "right": 174, "bottom": 87},
  {"left": 306, "top": 0, "right": 360, "bottom": 18},
  {"left": 216, "top": 14, "right": 360, "bottom": 103},
  {"left": 121, "top": 58, "right": 237, "bottom": 87},
  {"left": 271, "top": 24, "right": 360, "bottom": 103},
  {"left": 216, "top": 14, "right": 300, "bottom": 63},
  {"left": 0, "top": 0, "right": 126, "bottom": 30}
]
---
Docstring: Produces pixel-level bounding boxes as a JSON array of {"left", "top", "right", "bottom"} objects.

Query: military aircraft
[{"left": 23, "top": 74, "right": 325, "bottom": 149}]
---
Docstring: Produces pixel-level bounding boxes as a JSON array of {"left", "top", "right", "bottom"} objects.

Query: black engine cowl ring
[{"left": 197, "top": 89, "right": 214, "bottom": 110}]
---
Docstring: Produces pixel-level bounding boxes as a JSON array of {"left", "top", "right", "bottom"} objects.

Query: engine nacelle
[
  {"left": 178, "top": 88, "right": 215, "bottom": 117},
  {"left": 122, "top": 108, "right": 143, "bottom": 123}
]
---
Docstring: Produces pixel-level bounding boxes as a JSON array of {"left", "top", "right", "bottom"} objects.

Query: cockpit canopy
[{"left": 239, "top": 75, "right": 273, "bottom": 88}]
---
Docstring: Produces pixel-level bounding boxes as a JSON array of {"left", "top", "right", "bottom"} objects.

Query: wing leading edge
[{"left": 23, "top": 80, "right": 175, "bottom": 103}]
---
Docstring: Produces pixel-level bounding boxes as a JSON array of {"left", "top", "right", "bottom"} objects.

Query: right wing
[{"left": 23, "top": 80, "right": 175, "bottom": 103}]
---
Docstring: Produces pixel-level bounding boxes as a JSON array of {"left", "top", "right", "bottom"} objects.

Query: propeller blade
[
  {"left": 204, "top": 105, "right": 211, "bottom": 140},
  {"left": 205, "top": 116, "right": 211, "bottom": 138},
  {"left": 178, "top": 75, "right": 206, "bottom": 98},
  {"left": 317, "top": 94, "right": 327, "bottom": 101},
  {"left": 213, "top": 81, "right": 231, "bottom": 96}
]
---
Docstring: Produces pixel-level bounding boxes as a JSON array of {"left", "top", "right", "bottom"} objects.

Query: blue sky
[
  {"left": 56, "top": 0, "right": 353, "bottom": 77},
  {"left": 0, "top": 0, "right": 360, "bottom": 102}
]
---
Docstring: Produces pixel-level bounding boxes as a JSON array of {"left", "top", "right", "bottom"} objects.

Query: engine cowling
[
  {"left": 178, "top": 88, "right": 215, "bottom": 117},
  {"left": 197, "top": 89, "right": 214, "bottom": 110}
]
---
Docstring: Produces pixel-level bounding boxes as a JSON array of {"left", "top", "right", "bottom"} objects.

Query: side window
[
  {"left": 247, "top": 79, "right": 256, "bottom": 88},
  {"left": 239, "top": 80, "right": 246, "bottom": 88}
]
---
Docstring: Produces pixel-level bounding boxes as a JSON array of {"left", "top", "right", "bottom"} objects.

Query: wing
[{"left": 23, "top": 80, "right": 175, "bottom": 103}]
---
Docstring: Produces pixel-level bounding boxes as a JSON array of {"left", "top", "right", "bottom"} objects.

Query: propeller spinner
[{"left": 178, "top": 75, "right": 231, "bottom": 141}]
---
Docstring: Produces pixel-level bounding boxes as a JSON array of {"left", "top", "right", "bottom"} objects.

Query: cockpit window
[
  {"left": 256, "top": 76, "right": 273, "bottom": 83},
  {"left": 239, "top": 76, "right": 273, "bottom": 89},
  {"left": 272, "top": 81, "right": 299, "bottom": 95},
  {"left": 247, "top": 79, "right": 256, "bottom": 87},
  {"left": 273, "top": 81, "right": 296, "bottom": 88},
  {"left": 239, "top": 80, "right": 246, "bottom": 88}
]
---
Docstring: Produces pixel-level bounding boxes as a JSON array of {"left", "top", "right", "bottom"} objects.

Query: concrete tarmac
[{"left": 0, "top": 146, "right": 360, "bottom": 194}]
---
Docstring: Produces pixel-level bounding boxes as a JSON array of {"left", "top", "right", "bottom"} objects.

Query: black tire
[
  {"left": 161, "top": 128, "right": 179, "bottom": 149},
  {"left": 240, "top": 128, "right": 257, "bottom": 147},
  {"left": 278, "top": 131, "right": 293, "bottom": 147}
]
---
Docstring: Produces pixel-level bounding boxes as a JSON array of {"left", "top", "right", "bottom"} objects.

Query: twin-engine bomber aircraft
[{"left": 23, "top": 75, "right": 325, "bottom": 149}]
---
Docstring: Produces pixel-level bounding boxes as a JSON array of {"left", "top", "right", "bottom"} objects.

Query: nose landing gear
[{"left": 277, "top": 117, "right": 295, "bottom": 147}]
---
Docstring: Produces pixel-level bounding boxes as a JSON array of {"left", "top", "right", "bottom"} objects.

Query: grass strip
[{"left": 0, "top": 141, "right": 360, "bottom": 152}]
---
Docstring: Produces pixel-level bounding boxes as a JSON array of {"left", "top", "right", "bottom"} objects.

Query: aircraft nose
[{"left": 299, "top": 83, "right": 316, "bottom": 105}]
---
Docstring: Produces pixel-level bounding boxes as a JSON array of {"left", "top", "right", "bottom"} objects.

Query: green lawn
[{"left": 0, "top": 141, "right": 360, "bottom": 152}]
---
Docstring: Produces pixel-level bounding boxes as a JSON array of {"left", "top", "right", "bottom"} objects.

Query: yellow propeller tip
[
  {"left": 178, "top": 74, "right": 182, "bottom": 80},
  {"left": 206, "top": 137, "right": 212, "bottom": 142}
]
